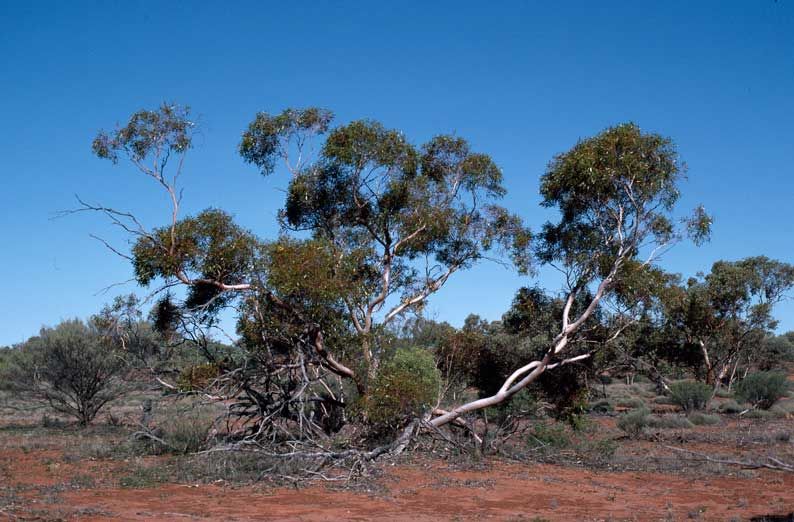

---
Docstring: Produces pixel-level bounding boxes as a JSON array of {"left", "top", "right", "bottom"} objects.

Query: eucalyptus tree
[
  {"left": 431, "top": 123, "right": 711, "bottom": 428},
  {"left": 661, "top": 256, "right": 794, "bottom": 387},
  {"left": 82, "top": 104, "right": 529, "bottom": 437},
  {"left": 239, "top": 110, "right": 530, "bottom": 389}
]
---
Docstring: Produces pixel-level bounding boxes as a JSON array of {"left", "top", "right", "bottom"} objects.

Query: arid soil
[
  {"left": 2, "top": 385, "right": 793, "bottom": 521},
  {"left": 2, "top": 435, "right": 793, "bottom": 521}
]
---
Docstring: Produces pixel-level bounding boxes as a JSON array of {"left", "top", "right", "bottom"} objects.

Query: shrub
[
  {"left": 646, "top": 414, "right": 694, "bottom": 430},
  {"left": 528, "top": 422, "right": 571, "bottom": 449},
  {"left": 653, "top": 395, "right": 676, "bottom": 405},
  {"left": 617, "top": 408, "right": 650, "bottom": 437},
  {"left": 2, "top": 320, "right": 126, "bottom": 425},
  {"left": 162, "top": 409, "right": 215, "bottom": 454},
  {"left": 177, "top": 363, "right": 221, "bottom": 392},
  {"left": 134, "top": 406, "right": 216, "bottom": 455},
  {"left": 616, "top": 397, "right": 646, "bottom": 409},
  {"left": 743, "top": 408, "right": 779, "bottom": 420},
  {"left": 487, "top": 388, "right": 539, "bottom": 426},
  {"left": 718, "top": 400, "right": 746, "bottom": 414},
  {"left": 734, "top": 371, "right": 790, "bottom": 410},
  {"left": 588, "top": 399, "right": 614, "bottom": 414},
  {"left": 366, "top": 347, "right": 440, "bottom": 430},
  {"left": 687, "top": 412, "right": 720, "bottom": 426},
  {"left": 713, "top": 388, "right": 734, "bottom": 399},
  {"left": 669, "top": 381, "right": 712, "bottom": 412}
]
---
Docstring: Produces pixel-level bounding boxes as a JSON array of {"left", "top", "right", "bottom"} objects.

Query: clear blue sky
[{"left": 1, "top": 1, "right": 793, "bottom": 346}]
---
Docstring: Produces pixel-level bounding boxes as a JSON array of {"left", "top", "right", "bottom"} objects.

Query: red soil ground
[{"left": 3, "top": 448, "right": 792, "bottom": 521}]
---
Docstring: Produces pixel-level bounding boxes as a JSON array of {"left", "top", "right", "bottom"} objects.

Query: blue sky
[{"left": 1, "top": 1, "right": 793, "bottom": 346}]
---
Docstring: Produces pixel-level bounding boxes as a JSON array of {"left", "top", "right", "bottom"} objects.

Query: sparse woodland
[{"left": 2, "top": 104, "right": 794, "bottom": 500}]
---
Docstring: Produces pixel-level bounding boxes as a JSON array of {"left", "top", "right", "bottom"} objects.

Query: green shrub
[
  {"left": 617, "top": 408, "right": 650, "bottom": 437},
  {"left": 587, "top": 438, "right": 618, "bottom": 460},
  {"left": 687, "top": 412, "right": 720, "bottom": 426},
  {"left": 528, "top": 422, "right": 571, "bottom": 449},
  {"left": 646, "top": 414, "right": 694, "bottom": 430},
  {"left": 616, "top": 397, "right": 646, "bottom": 409},
  {"left": 734, "top": 371, "right": 790, "bottom": 410},
  {"left": 2, "top": 320, "right": 127, "bottom": 425},
  {"left": 718, "top": 400, "right": 746, "bottom": 414},
  {"left": 743, "top": 408, "right": 779, "bottom": 420},
  {"left": 588, "top": 399, "right": 614, "bottom": 414},
  {"left": 669, "top": 381, "right": 712, "bottom": 412},
  {"left": 366, "top": 347, "right": 440, "bottom": 430},
  {"left": 653, "top": 395, "right": 676, "bottom": 405},
  {"left": 487, "top": 388, "right": 539, "bottom": 426},
  {"left": 775, "top": 398, "right": 794, "bottom": 414},
  {"left": 177, "top": 363, "right": 220, "bottom": 392},
  {"left": 597, "top": 374, "right": 613, "bottom": 385},
  {"left": 119, "top": 464, "right": 168, "bottom": 488},
  {"left": 161, "top": 409, "right": 215, "bottom": 454},
  {"left": 713, "top": 388, "right": 734, "bottom": 399},
  {"left": 135, "top": 406, "right": 216, "bottom": 455}
]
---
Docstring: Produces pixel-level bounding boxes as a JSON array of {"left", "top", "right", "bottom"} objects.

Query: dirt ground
[
  {"left": 2, "top": 447, "right": 793, "bottom": 521},
  {"left": 2, "top": 383, "right": 793, "bottom": 521}
]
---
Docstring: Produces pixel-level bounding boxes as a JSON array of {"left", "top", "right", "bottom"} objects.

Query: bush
[
  {"left": 366, "top": 347, "right": 441, "bottom": 430},
  {"left": 734, "top": 371, "right": 790, "bottom": 410},
  {"left": 528, "top": 422, "right": 571, "bottom": 449},
  {"left": 718, "top": 400, "right": 746, "bottom": 414},
  {"left": 2, "top": 320, "right": 126, "bottom": 425},
  {"left": 616, "top": 397, "right": 646, "bottom": 409},
  {"left": 134, "top": 406, "right": 216, "bottom": 455},
  {"left": 177, "top": 363, "right": 220, "bottom": 392},
  {"left": 646, "top": 414, "right": 694, "bottom": 430},
  {"left": 487, "top": 388, "right": 539, "bottom": 426},
  {"left": 653, "top": 395, "right": 676, "bottom": 405},
  {"left": 588, "top": 399, "right": 614, "bottom": 414},
  {"left": 687, "top": 412, "right": 720, "bottom": 426},
  {"left": 617, "top": 408, "right": 650, "bottom": 437},
  {"left": 713, "top": 387, "right": 734, "bottom": 399},
  {"left": 669, "top": 381, "right": 712, "bottom": 412}
]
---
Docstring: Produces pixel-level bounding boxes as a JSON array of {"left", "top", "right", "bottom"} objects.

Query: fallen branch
[{"left": 666, "top": 446, "right": 794, "bottom": 473}]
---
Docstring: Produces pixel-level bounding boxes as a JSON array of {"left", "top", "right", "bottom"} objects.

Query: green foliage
[
  {"left": 528, "top": 422, "right": 571, "bottom": 449},
  {"left": 759, "top": 334, "right": 794, "bottom": 370},
  {"left": 668, "top": 380, "right": 712, "bottom": 412},
  {"left": 366, "top": 347, "right": 441, "bottom": 430},
  {"left": 93, "top": 103, "right": 193, "bottom": 164},
  {"left": 687, "top": 412, "right": 720, "bottom": 426},
  {"left": 132, "top": 209, "right": 259, "bottom": 299},
  {"left": 734, "top": 371, "right": 790, "bottom": 409},
  {"left": 718, "top": 400, "right": 746, "bottom": 414},
  {"left": 2, "top": 320, "right": 126, "bottom": 425},
  {"left": 239, "top": 107, "right": 334, "bottom": 176},
  {"left": 660, "top": 257, "right": 794, "bottom": 383},
  {"left": 616, "top": 408, "right": 650, "bottom": 437},
  {"left": 646, "top": 414, "right": 694, "bottom": 430},
  {"left": 616, "top": 397, "right": 646, "bottom": 409},
  {"left": 177, "top": 363, "right": 220, "bottom": 392},
  {"left": 159, "top": 408, "right": 215, "bottom": 454},
  {"left": 537, "top": 122, "right": 708, "bottom": 272},
  {"left": 119, "top": 465, "right": 169, "bottom": 489},
  {"left": 485, "top": 389, "right": 539, "bottom": 427},
  {"left": 588, "top": 399, "right": 614, "bottom": 413}
]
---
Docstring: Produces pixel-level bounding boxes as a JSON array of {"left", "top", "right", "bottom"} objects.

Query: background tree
[
  {"left": 431, "top": 122, "right": 711, "bottom": 428},
  {"left": 660, "top": 256, "right": 794, "bottom": 387},
  {"left": 2, "top": 320, "right": 127, "bottom": 425}
]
